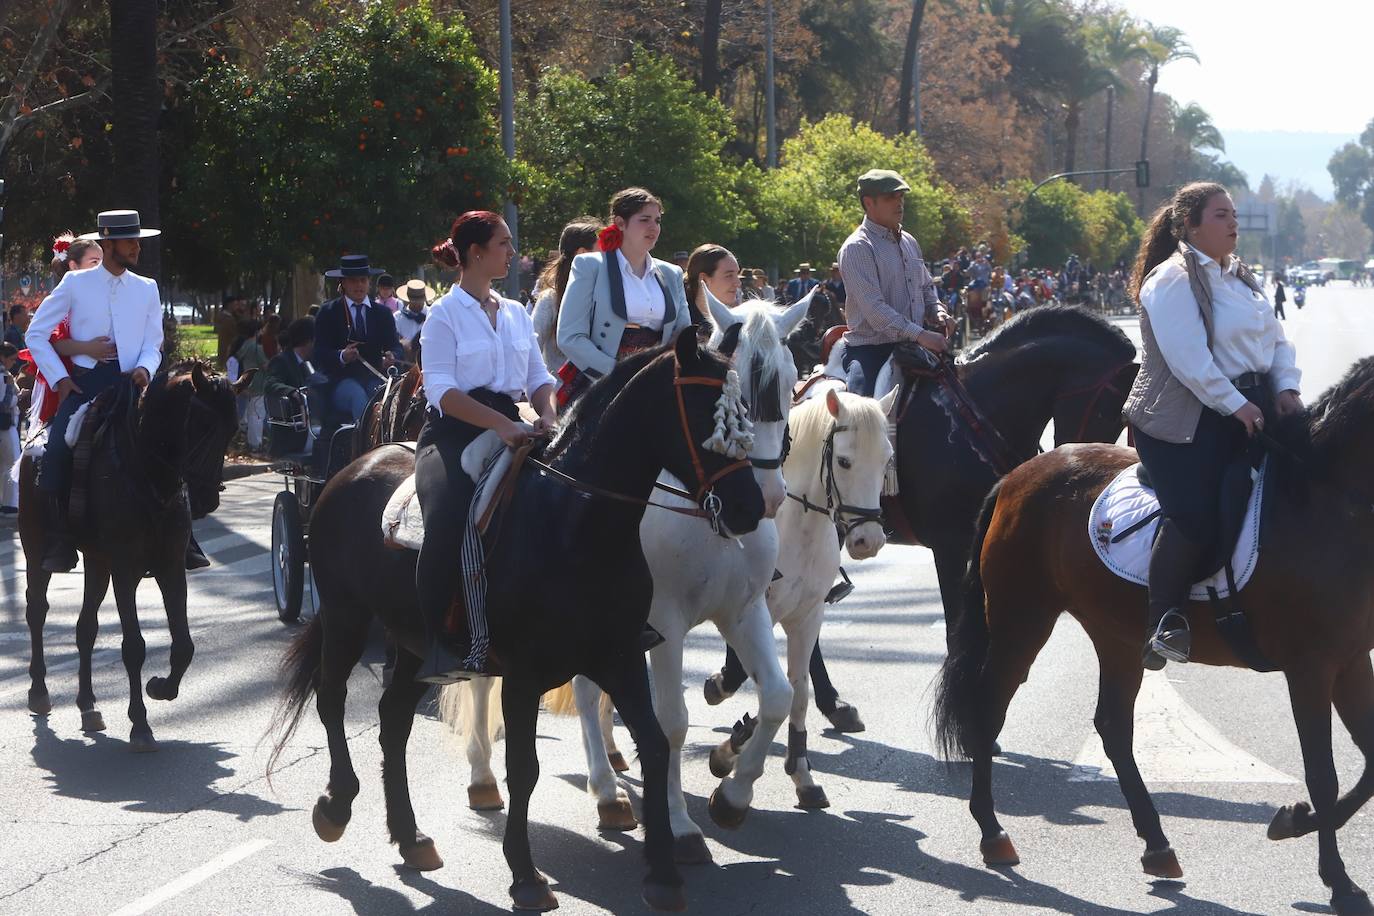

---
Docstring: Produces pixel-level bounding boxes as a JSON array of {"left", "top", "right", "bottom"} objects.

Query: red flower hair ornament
[
  {"left": 596, "top": 224, "right": 623, "bottom": 252},
  {"left": 52, "top": 238, "right": 71, "bottom": 262}
]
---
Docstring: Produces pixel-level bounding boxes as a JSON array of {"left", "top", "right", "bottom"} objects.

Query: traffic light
[{"left": 1134, "top": 160, "right": 1150, "bottom": 189}]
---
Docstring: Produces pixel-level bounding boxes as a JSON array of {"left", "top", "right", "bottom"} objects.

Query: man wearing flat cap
[
  {"left": 838, "top": 169, "right": 952, "bottom": 396},
  {"left": 26, "top": 210, "right": 165, "bottom": 571}
]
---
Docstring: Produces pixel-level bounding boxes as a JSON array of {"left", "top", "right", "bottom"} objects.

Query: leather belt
[{"left": 1232, "top": 371, "right": 1265, "bottom": 390}]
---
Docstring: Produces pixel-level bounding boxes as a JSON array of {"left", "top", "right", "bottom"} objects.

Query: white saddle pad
[
  {"left": 20, "top": 403, "right": 90, "bottom": 460},
  {"left": 380, "top": 427, "right": 527, "bottom": 550},
  {"left": 1087, "top": 461, "right": 1265, "bottom": 600}
]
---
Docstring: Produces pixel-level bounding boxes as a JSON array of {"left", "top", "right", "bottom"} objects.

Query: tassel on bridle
[{"left": 702, "top": 369, "right": 755, "bottom": 460}]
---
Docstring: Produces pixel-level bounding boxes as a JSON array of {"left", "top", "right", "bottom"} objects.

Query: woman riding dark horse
[
  {"left": 710, "top": 304, "right": 1140, "bottom": 728},
  {"left": 271, "top": 323, "right": 764, "bottom": 911},
  {"left": 22, "top": 362, "right": 240, "bottom": 750}
]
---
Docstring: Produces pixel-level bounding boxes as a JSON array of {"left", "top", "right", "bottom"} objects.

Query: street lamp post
[{"left": 499, "top": 0, "right": 519, "bottom": 299}]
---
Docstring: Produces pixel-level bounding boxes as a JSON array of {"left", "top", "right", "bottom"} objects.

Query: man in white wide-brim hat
[{"left": 26, "top": 209, "right": 166, "bottom": 571}]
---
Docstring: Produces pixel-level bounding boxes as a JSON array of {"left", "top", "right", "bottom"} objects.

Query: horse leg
[
  {"left": 810, "top": 638, "right": 863, "bottom": 733},
  {"left": 464, "top": 677, "right": 504, "bottom": 811},
  {"left": 378, "top": 648, "right": 442, "bottom": 871},
  {"left": 1285, "top": 666, "right": 1372, "bottom": 915},
  {"left": 598, "top": 658, "right": 685, "bottom": 912},
  {"left": 571, "top": 675, "right": 634, "bottom": 831},
  {"left": 110, "top": 569, "right": 155, "bottom": 752},
  {"left": 645, "top": 622, "right": 712, "bottom": 862},
  {"left": 25, "top": 563, "right": 53, "bottom": 716},
  {"left": 599, "top": 689, "right": 631, "bottom": 773},
  {"left": 311, "top": 612, "right": 369, "bottom": 842},
  {"left": 75, "top": 558, "right": 112, "bottom": 732},
  {"left": 501, "top": 676, "right": 558, "bottom": 912},
  {"left": 145, "top": 560, "right": 192, "bottom": 702},
  {"left": 1089, "top": 639, "right": 1179, "bottom": 878},
  {"left": 1271, "top": 656, "right": 1374, "bottom": 840},
  {"left": 776, "top": 607, "right": 830, "bottom": 811},
  {"left": 708, "top": 599, "right": 793, "bottom": 834},
  {"left": 932, "top": 542, "right": 971, "bottom": 654}
]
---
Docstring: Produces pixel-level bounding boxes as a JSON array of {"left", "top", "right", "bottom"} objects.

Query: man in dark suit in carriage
[{"left": 313, "top": 254, "right": 402, "bottom": 423}]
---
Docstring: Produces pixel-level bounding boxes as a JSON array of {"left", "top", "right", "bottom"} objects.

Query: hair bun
[{"left": 431, "top": 238, "right": 460, "bottom": 269}]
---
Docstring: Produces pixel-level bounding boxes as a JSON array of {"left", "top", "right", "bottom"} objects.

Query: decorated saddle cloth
[
  {"left": 1087, "top": 460, "right": 1265, "bottom": 600},
  {"left": 21, "top": 402, "right": 93, "bottom": 459}
]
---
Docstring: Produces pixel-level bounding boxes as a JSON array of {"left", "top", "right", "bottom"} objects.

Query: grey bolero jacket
[{"left": 555, "top": 251, "right": 692, "bottom": 378}]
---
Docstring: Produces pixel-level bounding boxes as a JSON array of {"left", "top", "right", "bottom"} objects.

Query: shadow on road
[{"left": 299, "top": 866, "right": 508, "bottom": 915}]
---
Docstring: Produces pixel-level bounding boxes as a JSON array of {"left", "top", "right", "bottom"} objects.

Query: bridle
[
  {"left": 1053, "top": 360, "right": 1135, "bottom": 443},
  {"left": 786, "top": 422, "right": 884, "bottom": 538}
]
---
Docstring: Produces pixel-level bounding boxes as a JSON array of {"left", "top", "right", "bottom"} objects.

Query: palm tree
[
  {"left": 1137, "top": 23, "right": 1198, "bottom": 210},
  {"left": 1173, "top": 101, "right": 1225, "bottom": 153},
  {"left": 109, "top": 0, "right": 162, "bottom": 281},
  {"left": 897, "top": 0, "right": 929, "bottom": 134},
  {"left": 1058, "top": 12, "right": 1121, "bottom": 177},
  {"left": 1088, "top": 9, "right": 1148, "bottom": 190},
  {"left": 700, "top": 0, "right": 723, "bottom": 97}
]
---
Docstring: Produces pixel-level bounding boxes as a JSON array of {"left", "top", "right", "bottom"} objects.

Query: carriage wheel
[{"left": 272, "top": 491, "right": 306, "bottom": 623}]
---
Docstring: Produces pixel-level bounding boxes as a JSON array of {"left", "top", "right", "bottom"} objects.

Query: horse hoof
[
  {"left": 708, "top": 742, "right": 737, "bottom": 779},
  {"left": 80, "top": 709, "right": 106, "bottom": 732},
  {"left": 642, "top": 881, "right": 687, "bottom": 912},
  {"left": 312, "top": 798, "right": 347, "bottom": 842},
  {"left": 1333, "top": 888, "right": 1374, "bottom": 916},
  {"left": 703, "top": 674, "right": 734, "bottom": 706},
  {"left": 673, "top": 833, "right": 714, "bottom": 865},
  {"left": 510, "top": 876, "right": 558, "bottom": 911},
  {"left": 1141, "top": 845, "right": 1182, "bottom": 879},
  {"left": 145, "top": 677, "right": 178, "bottom": 701},
  {"left": 27, "top": 688, "right": 51, "bottom": 716},
  {"left": 1267, "top": 801, "right": 1310, "bottom": 840},
  {"left": 467, "top": 782, "right": 504, "bottom": 811},
  {"left": 824, "top": 702, "right": 865, "bottom": 733},
  {"left": 796, "top": 785, "right": 830, "bottom": 810},
  {"left": 128, "top": 729, "right": 158, "bottom": 754},
  {"left": 608, "top": 750, "right": 630, "bottom": 773},
  {"left": 980, "top": 831, "right": 1020, "bottom": 867},
  {"left": 597, "top": 798, "right": 638, "bottom": 831},
  {"left": 708, "top": 786, "right": 748, "bottom": 830},
  {"left": 400, "top": 838, "right": 443, "bottom": 871}
]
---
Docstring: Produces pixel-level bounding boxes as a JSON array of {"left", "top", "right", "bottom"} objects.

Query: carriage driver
[
  {"left": 26, "top": 210, "right": 165, "bottom": 573},
  {"left": 313, "top": 254, "right": 402, "bottom": 422},
  {"left": 415, "top": 211, "right": 557, "bottom": 685},
  {"left": 838, "top": 169, "right": 954, "bottom": 397}
]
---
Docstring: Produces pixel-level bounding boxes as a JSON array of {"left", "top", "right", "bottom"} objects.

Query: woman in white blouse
[
  {"left": 1122, "top": 182, "right": 1303, "bottom": 668},
  {"left": 415, "top": 211, "right": 557, "bottom": 684},
  {"left": 554, "top": 187, "right": 692, "bottom": 405}
]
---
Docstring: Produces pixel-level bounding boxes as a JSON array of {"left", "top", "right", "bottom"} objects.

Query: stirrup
[
  {"left": 416, "top": 641, "right": 482, "bottom": 686},
  {"left": 1145, "top": 610, "right": 1191, "bottom": 666},
  {"left": 825, "top": 567, "right": 854, "bottom": 604}
]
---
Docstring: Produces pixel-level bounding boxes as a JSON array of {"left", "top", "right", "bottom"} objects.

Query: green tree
[
  {"left": 1087, "top": 9, "right": 1148, "bottom": 189},
  {"left": 517, "top": 49, "right": 752, "bottom": 259},
  {"left": 1016, "top": 179, "right": 1141, "bottom": 267},
  {"left": 1328, "top": 118, "right": 1374, "bottom": 237},
  {"left": 177, "top": 0, "right": 507, "bottom": 291},
  {"left": 739, "top": 113, "right": 968, "bottom": 270}
]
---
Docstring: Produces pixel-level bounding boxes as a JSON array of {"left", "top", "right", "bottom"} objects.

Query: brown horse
[
  {"left": 357, "top": 363, "right": 424, "bottom": 454},
  {"left": 935, "top": 355, "right": 1374, "bottom": 915}
]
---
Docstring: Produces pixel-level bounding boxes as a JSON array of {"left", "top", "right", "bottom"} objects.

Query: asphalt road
[{"left": 1, "top": 282, "right": 1372, "bottom": 916}]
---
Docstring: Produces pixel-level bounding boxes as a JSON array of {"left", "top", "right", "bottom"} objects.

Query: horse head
[
  {"left": 704, "top": 286, "right": 805, "bottom": 518},
  {"left": 179, "top": 362, "right": 239, "bottom": 517}
]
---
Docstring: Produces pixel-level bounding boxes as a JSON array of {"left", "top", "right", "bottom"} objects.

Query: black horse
[
  {"left": 21, "top": 362, "right": 242, "bottom": 750},
  {"left": 713, "top": 305, "right": 1140, "bottom": 728},
  {"left": 270, "top": 329, "right": 764, "bottom": 912}
]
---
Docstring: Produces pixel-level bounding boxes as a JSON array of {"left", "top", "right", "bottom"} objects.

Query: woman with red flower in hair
[{"left": 553, "top": 187, "right": 692, "bottom": 407}]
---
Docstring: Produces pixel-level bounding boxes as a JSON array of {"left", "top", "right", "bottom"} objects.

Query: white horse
[{"left": 443, "top": 293, "right": 809, "bottom": 862}]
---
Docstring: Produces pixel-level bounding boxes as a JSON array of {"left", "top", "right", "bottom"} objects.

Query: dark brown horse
[
  {"left": 935, "top": 355, "right": 1374, "bottom": 916},
  {"left": 21, "top": 363, "right": 241, "bottom": 750},
  {"left": 270, "top": 329, "right": 765, "bottom": 911},
  {"left": 358, "top": 362, "right": 424, "bottom": 454}
]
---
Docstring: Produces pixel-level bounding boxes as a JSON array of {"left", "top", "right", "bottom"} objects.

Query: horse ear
[
  {"left": 777, "top": 288, "right": 815, "bottom": 338},
  {"left": 191, "top": 363, "right": 210, "bottom": 395},
  {"left": 825, "top": 387, "right": 842, "bottom": 418},
  {"left": 230, "top": 367, "right": 259, "bottom": 396},
  {"left": 877, "top": 385, "right": 899, "bottom": 416},
  {"left": 718, "top": 321, "right": 743, "bottom": 358},
  {"left": 702, "top": 282, "right": 740, "bottom": 330},
  {"left": 673, "top": 325, "right": 700, "bottom": 369}
]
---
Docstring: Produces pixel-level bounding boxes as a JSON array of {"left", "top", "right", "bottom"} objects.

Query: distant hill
[{"left": 1220, "top": 130, "right": 1357, "bottom": 199}]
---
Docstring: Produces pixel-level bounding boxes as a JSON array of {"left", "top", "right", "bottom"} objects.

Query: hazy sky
[{"left": 1117, "top": 0, "right": 1374, "bottom": 134}]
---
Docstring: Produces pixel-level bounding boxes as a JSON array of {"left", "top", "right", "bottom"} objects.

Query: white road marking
[
  {"left": 1068, "top": 670, "right": 1296, "bottom": 784},
  {"left": 105, "top": 838, "right": 273, "bottom": 916}
]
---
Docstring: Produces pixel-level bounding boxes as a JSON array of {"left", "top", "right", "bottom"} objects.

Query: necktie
[{"left": 353, "top": 302, "right": 366, "bottom": 338}]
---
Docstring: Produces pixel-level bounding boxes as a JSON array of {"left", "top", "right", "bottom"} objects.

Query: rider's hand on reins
[
  {"left": 917, "top": 328, "right": 949, "bottom": 354},
  {"left": 1233, "top": 401, "right": 1264, "bottom": 437},
  {"left": 498, "top": 419, "right": 531, "bottom": 449},
  {"left": 1276, "top": 389, "right": 1303, "bottom": 417}
]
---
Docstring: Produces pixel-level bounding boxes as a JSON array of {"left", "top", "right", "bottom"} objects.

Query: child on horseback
[{"left": 1122, "top": 182, "right": 1304, "bottom": 669}]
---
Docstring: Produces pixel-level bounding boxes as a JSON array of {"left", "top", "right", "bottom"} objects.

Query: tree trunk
[
  {"left": 1101, "top": 85, "right": 1114, "bottom": 191},
  {"left": 109, "top": 0, "right": 162, "bottom": 283},
  {"left": 0, "top": 0, "right": 78, "bottom": 164},
  {"left": 1138, "top": 65, "right": 1158, "bottom": 212},
  {"left": 896, "top": 0, "right": 928, "bottom": 135},
  {"left": 700, "top": 0, "right": 723, "bottom": 97},
  {"left": 1064, "top": 98, "right": 1080, "bottom": 177}
]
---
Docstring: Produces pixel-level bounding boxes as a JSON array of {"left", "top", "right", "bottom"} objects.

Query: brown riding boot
[
  {"left": 41, "top": 493, "right": 78, "bottom": 573},
  {"left": 1142, "top": 519, "right": 1206, "bottom": 670}
]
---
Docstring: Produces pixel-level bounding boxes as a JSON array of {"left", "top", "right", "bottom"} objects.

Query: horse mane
[
  {"left": 1280, "top": 355, "right": 1374, "bottom": 467},
  {"left": 786, "top": 391, "right": 889, "bottom": 482},
  {"left": 726, "top": 303, "right": 793, "bottom": 424},
  {"left": 964, "top": 304, "right": 1136, "bottom": 362},
  {"left": 546, "top": 344, "right": 674, "bottom": 458}
]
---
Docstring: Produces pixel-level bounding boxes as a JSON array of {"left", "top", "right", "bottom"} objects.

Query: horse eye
[{"left": 837, "top": 456, "right": 852, "bottom": 470}]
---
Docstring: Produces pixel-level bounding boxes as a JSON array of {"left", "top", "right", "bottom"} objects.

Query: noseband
[{"left": 786, "top": 423, "right": 884, "bottom": 538}]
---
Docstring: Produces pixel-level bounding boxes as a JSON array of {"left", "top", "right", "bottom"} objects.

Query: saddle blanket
[
  {"left": 1087, "top": 461, "right": 1264, "bottom": 601},
  {"left": 20, "top": 403, "right": 91, "bottom": 459},
  {"left": 381, "top": 427, "right": 523, "bottom": 550}
]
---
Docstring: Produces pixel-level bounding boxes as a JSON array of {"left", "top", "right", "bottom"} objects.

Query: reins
[
  {"left": 1054, "top": 360, "right": 1135, "bottom": 443},
  {"left": 785, "top": 421, "right": 884, "bottom": 538}
]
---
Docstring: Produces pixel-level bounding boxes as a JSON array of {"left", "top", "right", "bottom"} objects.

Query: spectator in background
[
  {"left": 230, "top": 319, "right": 270, "bottom": 454},
  {"left": 785, "top": 262, "right": 818, "bottom": 304},
  {"left": 5, "top": 306, "right": 28, "bottom": 349},
  {"left": 0, "top": 343, "right": 19, "bottom": 515},
  {"left": 1272, "top": 273, "right": 1287, "bottom": 321},
  {"left": 260, "top": 313, "right": 282, "bottom": 359},
  {"left": 753, "top": 269, "right": 776, "bottom": 303},
  {"left": 216, "top": 293, "right": 247, "bottom": 368},
  {"left": 672, "top": 250, "right": 690, "bottom": 271},
  {"left": 264, "top": 317, "right": 318, "bottom": 457},
  {"left": 823, "top": 262, "right": 846, "bottom": 309},
  {"left": 395, "top": 279, "right": 433, "bottom": 359},
  {"left": 375, "top": 274, "right": 403, "bottom": 313}
]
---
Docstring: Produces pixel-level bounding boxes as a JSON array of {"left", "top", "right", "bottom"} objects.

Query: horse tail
[
  {"left": 437, "top": 680, "right": 504, "bottom": 744},
  {"left": 933, "top": 478, "right": 1002, "bottom": 762},
  {"left": 542, "top": 679, "right": 579, "bottom": 717},
  {"left": 266, "top": 614, "right": 324, "bottom": 779}
]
